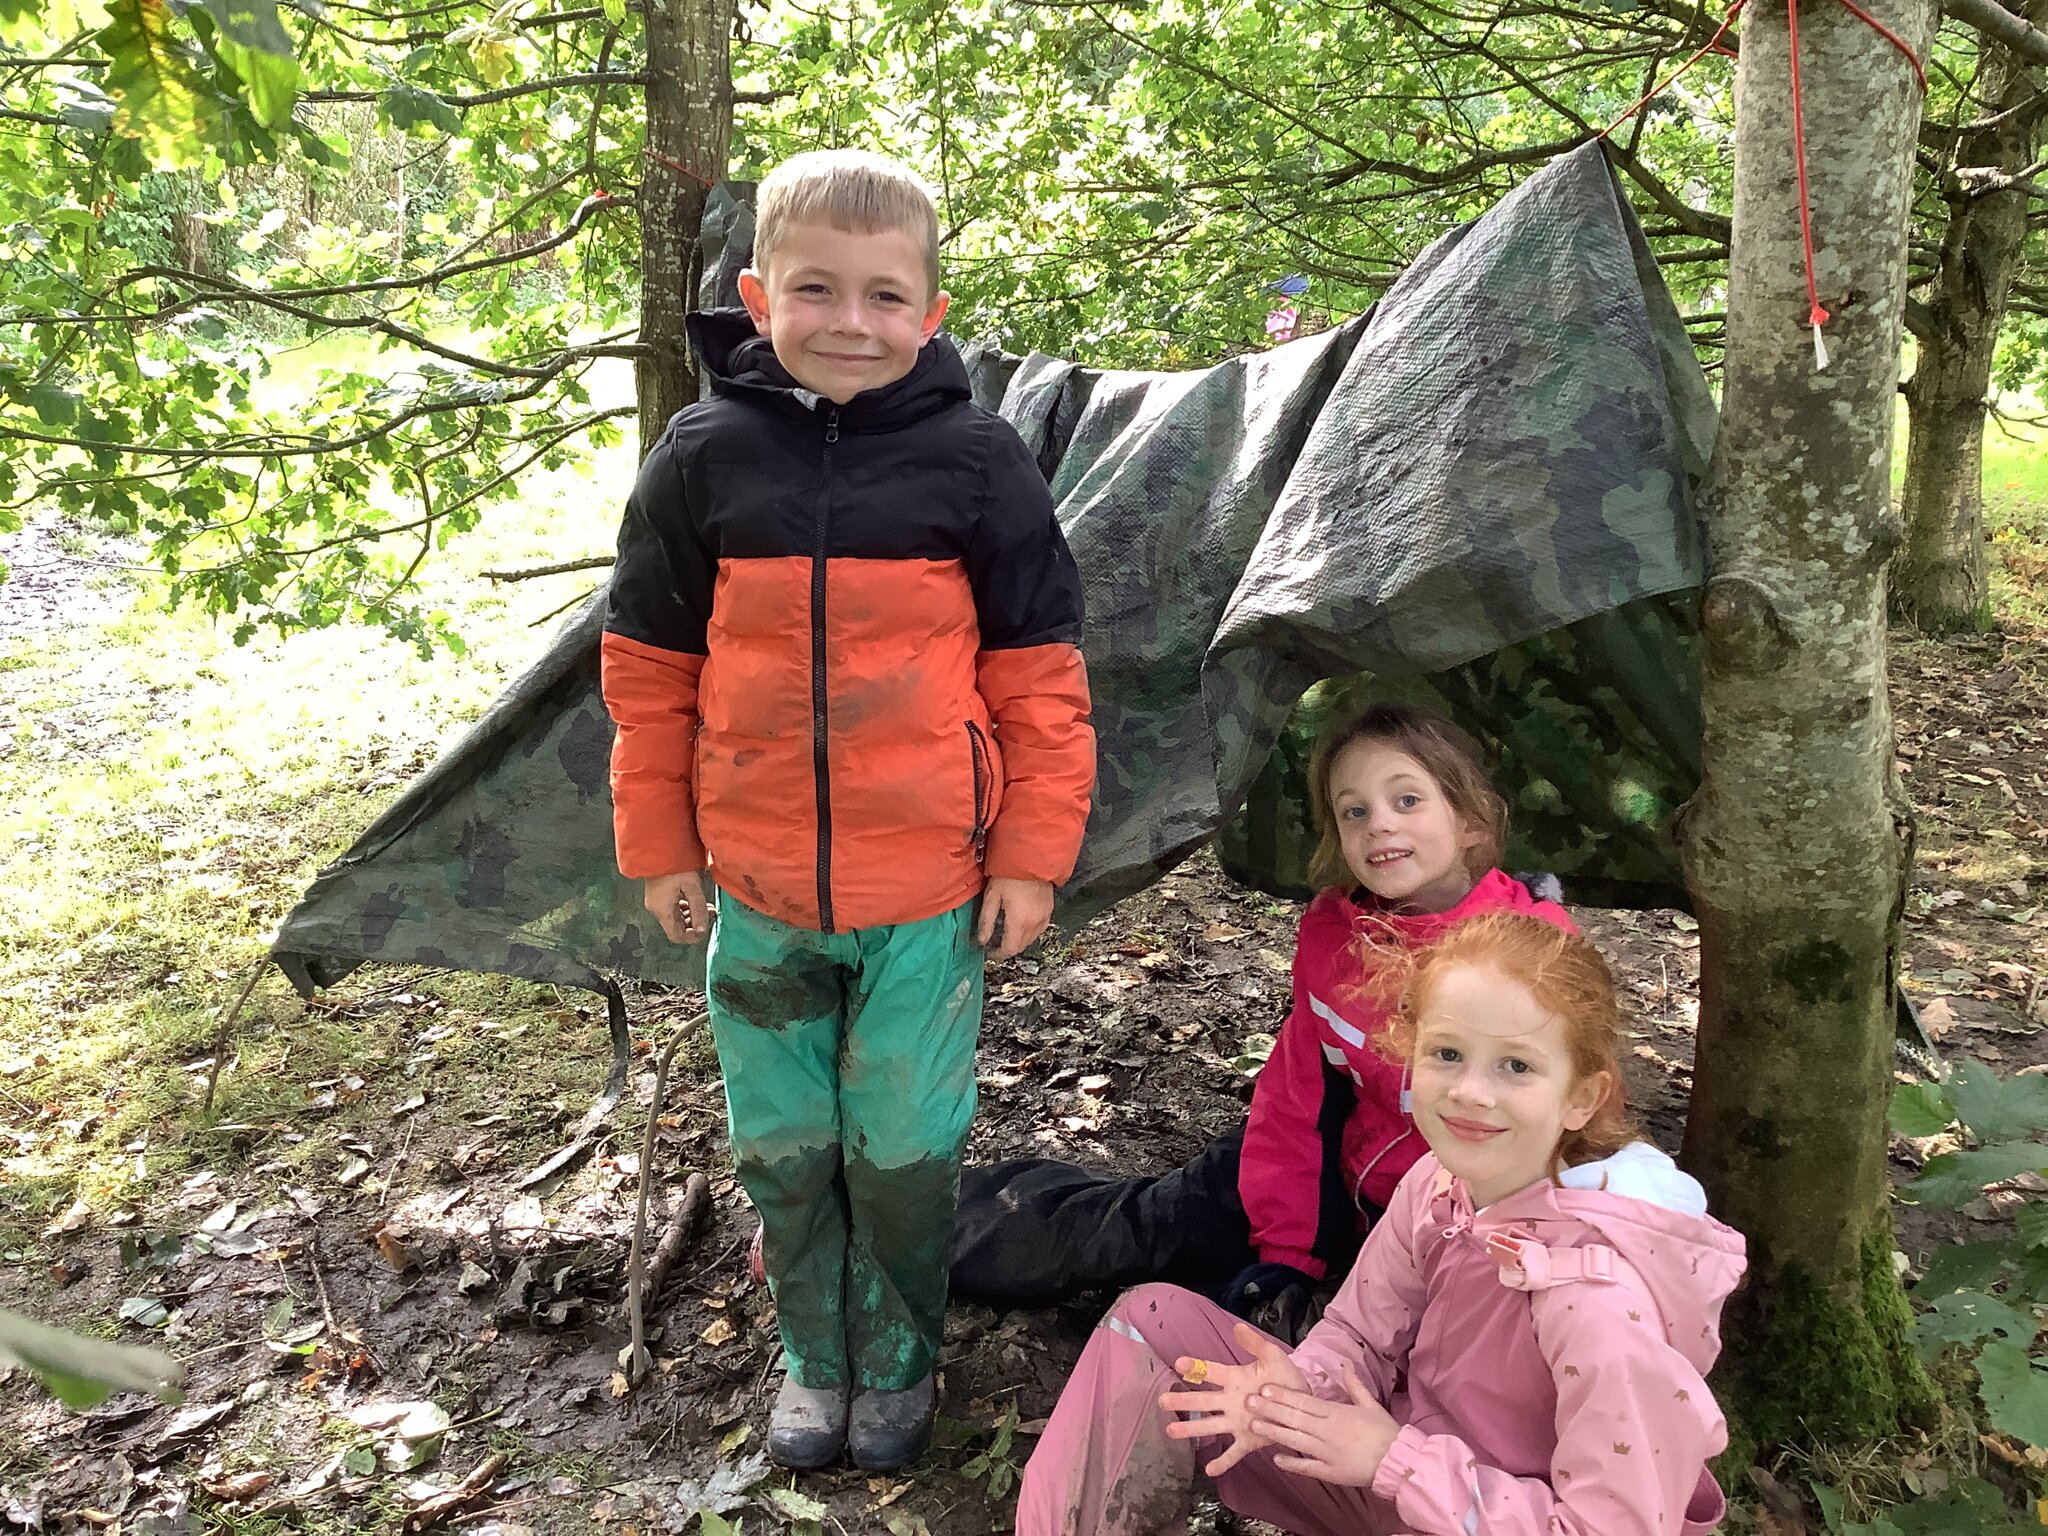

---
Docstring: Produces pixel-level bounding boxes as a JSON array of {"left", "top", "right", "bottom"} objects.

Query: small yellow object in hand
[{"left": 1182, "top": 1359, "right": 1210, "bottom": 1385}]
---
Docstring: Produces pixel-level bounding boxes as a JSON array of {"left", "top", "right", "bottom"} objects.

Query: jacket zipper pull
[{"left": 825, "top": 408, "right": 840, "bottom": 444}]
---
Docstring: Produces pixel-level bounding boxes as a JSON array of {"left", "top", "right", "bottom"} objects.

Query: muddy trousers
[
  {"left": 1015, "top": 1284, "right": 1393, "bottom": 1536},
  {"left": 707, "top": 892, "right": 983, "bottom": 1394}
]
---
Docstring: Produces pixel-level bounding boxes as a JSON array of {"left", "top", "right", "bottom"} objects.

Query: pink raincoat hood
[{"left": 1475, "top": 1142, "right": 1749, "bottom": 1375}]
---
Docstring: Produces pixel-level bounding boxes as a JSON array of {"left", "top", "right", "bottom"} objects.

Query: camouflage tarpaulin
[{"left": 272, "top": 142, "right": 1713, "bottom": 1010}]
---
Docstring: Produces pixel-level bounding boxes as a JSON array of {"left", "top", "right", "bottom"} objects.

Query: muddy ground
[{"left": 1, "top": 632, "right": 2045, "bottom": 1536}]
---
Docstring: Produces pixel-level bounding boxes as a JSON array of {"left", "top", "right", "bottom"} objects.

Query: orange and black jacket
[{"left": 601, "top": 310, "right": 1095, "bottom": 934}]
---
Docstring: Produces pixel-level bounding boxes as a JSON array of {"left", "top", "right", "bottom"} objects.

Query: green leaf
[
  {"left": 757, "top": 1485, "right": 827, "bottom": 1521},
  {"left": 698, "top": 1515, "right": 740, "bottom": 1536},
  {"left": 1889, "top": 1081, "right": 1954, "bottom": 1138},
  {"left": 200, "top": 0, "right": 299, "bottom": 128},
  {"left": 1946, "top": 1060, "right": 2048, "bottom": 1144},
  {"left": 342, "top": 1444, "right": 378, "bottom": 1476},
  {"left": 1915, "top": 1240, "right": 2013, "bottom": 1300},
  {"left": 26, "top": 383, "right": 80, "bottom": 426},
  {"left": 1908, "top": 1144, "right": 2048, "bottom": 1208},
  {"left": 100, "top": 0, "right": 225, "bottom": 170},
  {"left": 0, "top": 1305, "right": 185, "bottom": 1408},
  {"left": 118, "top": 1296, "right": 170, "bottom": 1328},
  {"left": 601, "top": 0, "right": 625, "bottom": 21},
  {"left": 380, "top": 81, "right": 460, "bottom": 135},
  {"left": 1977, "top": 1341, "right": 2048, "bottom": 1450},
  {"left": 1911, "top": 1288, "right": 2035, "bottom": 1360}
]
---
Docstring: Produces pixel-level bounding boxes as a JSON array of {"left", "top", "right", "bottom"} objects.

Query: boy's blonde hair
[{"left": 754, "top": 149, "right": 941, "bottom": 298}]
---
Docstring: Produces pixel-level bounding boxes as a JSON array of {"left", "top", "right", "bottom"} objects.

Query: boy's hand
[
  {"left": 644, "top": 870, "right": 713, "bottom": 945},
  {"left": 978, "top": 877, "right": 1052, "bottom": 961},
  {"left": 1246, "top": 1361, "right": 1399, "bottom": 1486}
]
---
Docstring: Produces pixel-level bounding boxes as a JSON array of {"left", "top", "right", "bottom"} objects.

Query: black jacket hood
[{"left": 685, "top": 307, "right": 974, "bottom": 431}]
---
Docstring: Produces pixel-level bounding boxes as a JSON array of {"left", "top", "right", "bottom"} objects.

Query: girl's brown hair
[
  {"left": 1368, "top": 911, "right": 1638, "bottom": 1179},
  {"left": 1305, "top": 702, "right": 1508, "bottom": 892}
]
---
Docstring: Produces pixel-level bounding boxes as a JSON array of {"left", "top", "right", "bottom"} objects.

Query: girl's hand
[
  {"left": 1157, "top": 1324, "right": 1309, "bottom": 1478},
  {"left": 1246, "top": 1361, "right": 1400, "bottom": 1486}
]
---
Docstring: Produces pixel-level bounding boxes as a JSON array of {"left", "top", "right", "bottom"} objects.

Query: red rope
[
  {"left": 1597, "top": 1, "right": 1746, "bottom": 142},
  {"left": 1832, "top": 0, "right": 1929, "bottom": 89},
  {"left": 1786, "top": 0, "right": 1830, "bottom": 356},
  {"left": 1785, "top": 0, "right": 1926, "bottom": 367}
]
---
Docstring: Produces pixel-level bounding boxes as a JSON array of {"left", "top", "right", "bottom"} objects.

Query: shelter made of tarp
[{"left": 272, "top": 142, "right": 1714, "bottom": 1011}]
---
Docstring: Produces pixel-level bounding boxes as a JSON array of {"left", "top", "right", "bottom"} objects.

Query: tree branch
[
  {"left": 1943, "top": 0, "right": 2048, "bottom": 65},
  {"left": 481, "top": 555, "right": 615, "bottom": 581},
  {"left": 301, "top": 70, "right": 646, "bottom": 110}
]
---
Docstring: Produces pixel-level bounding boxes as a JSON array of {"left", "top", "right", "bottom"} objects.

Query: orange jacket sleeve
[{"left": 976, "top": 644, "right": 1094, "bottom": 884}]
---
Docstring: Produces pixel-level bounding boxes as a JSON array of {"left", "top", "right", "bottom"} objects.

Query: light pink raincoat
[{"left": 1016, "top": 1142, "right": 1748, "bottom": 1536}]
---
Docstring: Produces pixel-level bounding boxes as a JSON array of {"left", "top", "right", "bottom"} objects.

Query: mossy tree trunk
[
  {"left": 1678, "top": 0, "right": 1941, "bottom": 1450},
  {"left": 638, "top": 0, "right": 737, "bottom": 451},
  {"left": 1892, "top": 0, "right": 2047, "bottom": 633}
]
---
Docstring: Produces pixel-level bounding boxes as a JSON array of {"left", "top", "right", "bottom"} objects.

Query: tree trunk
[
  {"left": 638, "top": 0, "right": 737, "bottom": 454},
  {"left": 1678, "top": 0, "right": 1940, "bottom": 1454},
  {"left": 1892, "top": 2, "right": 2047, "bottom": 633}
]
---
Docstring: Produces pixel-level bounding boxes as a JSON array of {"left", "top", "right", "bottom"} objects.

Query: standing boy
[{"left": 601, "top": 150, "right": 1095, "bottom": 1472}]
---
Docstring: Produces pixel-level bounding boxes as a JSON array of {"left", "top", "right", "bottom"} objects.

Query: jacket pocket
[{"left": 966, "top": 721, "right": 992, "bottom": 861}]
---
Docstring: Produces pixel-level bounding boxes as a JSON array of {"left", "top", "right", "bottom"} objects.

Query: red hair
[{"left": 1365, "top": 912, "right": 1637, "bottom": 1179}]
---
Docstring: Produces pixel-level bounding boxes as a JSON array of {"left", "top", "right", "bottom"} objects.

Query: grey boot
[
  {"left": 847, "top": 1374, "right": 935, "bottom": 1471},
  {"left": 769, "top": 1371, "right": 849, "bottom": 1470}
]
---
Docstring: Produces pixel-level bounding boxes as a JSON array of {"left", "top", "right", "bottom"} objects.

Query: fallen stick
[
  {"left": 624, "top": 1010, "right": 710, "bottom": 1385},
  {"left": 643, "top": 1171, "right": 712, "bottom": 1306}
]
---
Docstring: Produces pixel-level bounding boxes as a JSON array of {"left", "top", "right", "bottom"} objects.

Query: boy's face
[{"left": 738, "top": 220, "right": 949, "bottom": 404}]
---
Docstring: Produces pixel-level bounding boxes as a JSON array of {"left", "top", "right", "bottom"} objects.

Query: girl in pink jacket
[{"left": 1016, "top": 912, "right": 1747, "bottom": 1536}]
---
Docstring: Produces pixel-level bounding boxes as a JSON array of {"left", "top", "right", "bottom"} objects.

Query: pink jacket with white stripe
[
  {"left": 1241, "top": 871, "right": 1574, "bottom": 1276},
  {"left": 1291, "top": 1146, "right": 1748, "bottom": 1536}
]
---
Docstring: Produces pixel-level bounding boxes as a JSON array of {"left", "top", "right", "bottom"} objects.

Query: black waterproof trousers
[{"left": 947, "top": 1128, "right": 1256, "bottom": 1306}]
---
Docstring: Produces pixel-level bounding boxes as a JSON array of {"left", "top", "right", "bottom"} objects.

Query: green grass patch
[{"left": 0, "top": 438, "right": 638, "bottom": 1244}]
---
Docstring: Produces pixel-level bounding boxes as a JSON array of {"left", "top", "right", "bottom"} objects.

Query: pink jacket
[
  {"left": 1241, "top": 871, "right": 1575, "bottom": 1276},
  {"left": 1291, "top": 1145, "right": 1748, "bottom": 1536}
]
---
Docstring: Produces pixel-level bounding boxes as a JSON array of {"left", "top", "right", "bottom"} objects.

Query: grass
[
  {"left": 1983, "top": 413, "right": 2048, "bottom": 633},
  {"left": 0, "top": 415, "right": 640, "bottom": 1244}
]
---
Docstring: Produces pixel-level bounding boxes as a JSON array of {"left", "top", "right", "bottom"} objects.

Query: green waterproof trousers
[{"left": 706, "top": 891, "right": 983, "bottom": 1392}]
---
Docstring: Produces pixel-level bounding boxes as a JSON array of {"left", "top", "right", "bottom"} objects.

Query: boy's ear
[
  {"left": 919, "top": 290, "right": 950, "bottom": 344},
  {"left": 1562, "top": 1069, "right": 1613, "bottom": 1134},
  {"left": 738, "top": 268, "right": 772, "bottom": 335}
]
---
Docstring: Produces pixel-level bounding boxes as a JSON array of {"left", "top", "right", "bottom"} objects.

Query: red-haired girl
[{"left": 1017, "top": 912, "right": 1746, "bottom": 1536}]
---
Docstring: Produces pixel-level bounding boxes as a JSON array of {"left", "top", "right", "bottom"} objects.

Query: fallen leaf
[
  {"left": 392, "top": 1093, "right": 428, "bottom": 1119},
  {"left": 456, "top": 1261, "right": 493, "bottom": 1294},
  {"left": 335, "top": 1157, "right": 371, "bottom": 1188},
  {"left": 44, "top": 1199, "right": 92, "bottom": 1237},
  {"left": 1201, "top": 922, "right": 1247, "bottom": 943},
  {"left": 715, "top": 1421, "right": 751, "bottom": 1456},
  {"left": 699, "top": 1318, "right": 736, "bottom": 1347},
  {"left": 373, "top": 1225, "right": 418, "bottom": 1272},
  {"left": 1077, "top": 1075, "right": 1113, "bottom": 1096},
  {"left": 199, "top": 1470, "right": 273, "bottom": 1502},
  {"left": 1920, "top": 997, "right": 1959, "bottom": 1038}
]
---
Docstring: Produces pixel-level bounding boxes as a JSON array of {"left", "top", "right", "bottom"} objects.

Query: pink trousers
[{"left": 1015, "top": 1284, "right": 1397, "bottom": 1536}]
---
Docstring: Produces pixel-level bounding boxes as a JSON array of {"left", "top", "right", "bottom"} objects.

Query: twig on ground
[
  {"left": 624, "top": 1010, "right": 710, "bottom": 1385},
  {"left": 201, "top": 958, "right": 269, "bottom": 1113},
  {"left": 644, "top": 1171, "right": 712, "bottom": 1305}
]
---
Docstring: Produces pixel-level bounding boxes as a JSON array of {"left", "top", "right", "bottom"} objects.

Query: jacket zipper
[
  {"left": 811, "top": 407, "right": 839, "bottom": 932},
  {"left": 966, "top": 721, "right": 990, "bottom": 861}
]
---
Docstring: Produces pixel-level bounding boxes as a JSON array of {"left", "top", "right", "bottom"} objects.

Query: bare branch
[
  {"left": 482, "top": 555, "right": 615, "bottom": 581},
  {"left": 1943, "top": 0, "right": 2048, "bottom": 66},
  {"left": 302, "top": 70, "right": 646, "bottom": 110}
]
